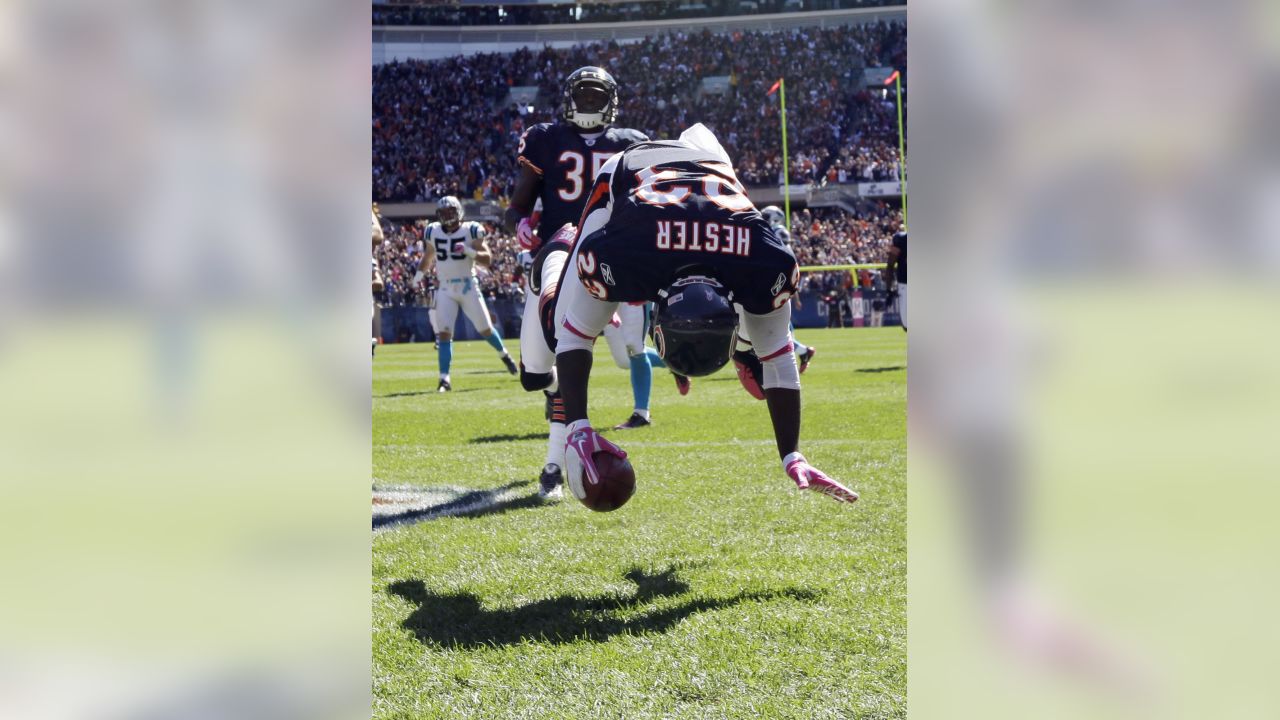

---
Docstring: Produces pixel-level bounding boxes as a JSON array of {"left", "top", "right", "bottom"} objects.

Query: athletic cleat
[
  {"left": 805, "top": 475, "right": 859, "bottom": 504},
  {"left": 673, "top": 373, "right": 691, "bottom": 396},
  {"left": 538, "top": 464, "right": 564, "bottom": 501},
  {"left": 798, "top": 346, "right": 817, "bottom": 374},
  {"left": 614, "top": 412, "right": 652, "bottom": 430},
  {"left": 502, "top": 354, "right": 518, "bottom": 375},
  {"left": 437, "top": 378, "right": 451, "bottom": 393}
]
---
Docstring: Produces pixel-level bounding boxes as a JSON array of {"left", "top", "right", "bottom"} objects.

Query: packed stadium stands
[
  {"left": 372, "top": 0, "right": 902, "bottom": 27},
  {"left": 372, "top": 22, "right": 906, "bottom": 203},
  {"left": 372, "top": 13, "right": 907, "bottom": 341}
]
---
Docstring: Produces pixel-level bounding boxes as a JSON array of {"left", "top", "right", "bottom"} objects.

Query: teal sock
[
  {"left": 629, "top": 354, "right": 652, "bottom": 412},
  {"left": 485, "top": 330, "right": 506, "bottom": 354},
  {"left": 790, "top": 321, "right": 808, "bottom": 355},
  {"left": 644, "top": 347, "right": 666, "bottom": 369},
  {"left": 438, "top": 340, "right": 452, "bottom": 376}
]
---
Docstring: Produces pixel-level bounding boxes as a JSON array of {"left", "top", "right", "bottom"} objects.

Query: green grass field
[{"left": 373, "top": 327, "right": 906, "bottom": 719}]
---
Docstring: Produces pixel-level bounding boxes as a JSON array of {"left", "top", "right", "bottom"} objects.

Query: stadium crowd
[
  {"left": 372, "top": 22, "right": 906, "bottom": 203},
  {"left": 372, "top": 0, "right": 903, "bottom": 27}
]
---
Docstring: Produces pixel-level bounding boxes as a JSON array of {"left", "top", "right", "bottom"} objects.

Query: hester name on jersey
[{"left": 655, "top": 220, "right": 752, "bottom": 257}]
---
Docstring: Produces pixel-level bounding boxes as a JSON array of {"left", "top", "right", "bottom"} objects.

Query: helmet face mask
[
  {"left": 437, "top": 196, "right": 463, "bottom": 232},
  {"left": 562, "top": 66, "right": 619, "bottom": 130},
  {"left": 760, "top": 205, "right": 785, "bottom": 229},
  {"left": 652, "top": 275, "right": 739, "bottom": 378},
  {"left": 571, "top": 83, "right": 610, "bottom": 114}
]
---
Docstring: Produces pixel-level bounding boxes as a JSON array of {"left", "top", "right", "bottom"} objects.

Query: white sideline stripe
[{"left": 372, "top": 484, "right": 525, "bottom": 532}]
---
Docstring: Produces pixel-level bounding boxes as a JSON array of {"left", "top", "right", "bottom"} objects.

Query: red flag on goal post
[
  {"left": 885, "top": 69, "right": 907, "bottom": 226},
  {"left": 766, "top": 78, "right": 790, "bottom": 227}
]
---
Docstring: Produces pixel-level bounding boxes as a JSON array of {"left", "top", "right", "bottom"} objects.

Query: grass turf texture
[{"left": 373, "top": 328, "right": 906, "bottom": 719}]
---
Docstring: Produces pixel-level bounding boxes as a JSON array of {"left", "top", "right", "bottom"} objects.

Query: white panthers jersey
[{"left": 427, "top": 221, "right": 486, "bottom": 281}]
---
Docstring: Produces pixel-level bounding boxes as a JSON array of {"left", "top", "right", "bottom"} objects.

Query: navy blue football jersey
[
  {"left": 518, "top": 122, "right": 648, "bottom": 240},
  {"left": 573, "top": 140, "right": 799, "bottom": 316}
]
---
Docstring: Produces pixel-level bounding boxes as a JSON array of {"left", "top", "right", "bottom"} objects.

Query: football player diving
[
  {"left": 551, "top": 124, "right": 859, "bottom": 504},
  {"left": 413, "top": 196, "right": 518, "bottom": 392}
]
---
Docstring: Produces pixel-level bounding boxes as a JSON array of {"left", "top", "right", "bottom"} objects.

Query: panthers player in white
[
  {"left": 758, "top": 205, "right": 817, "bottom": 373},
  {"left": 413, "top": 196, "right": 518, "bottom": 392}
]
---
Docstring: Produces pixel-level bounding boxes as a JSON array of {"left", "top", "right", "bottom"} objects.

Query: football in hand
[{"left": 569, "top": 452, "right": 636, "bottom": 512}]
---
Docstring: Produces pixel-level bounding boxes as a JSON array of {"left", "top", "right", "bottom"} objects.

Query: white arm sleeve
[{"left": 741, "top": 304, "right": 800, "bottom": 390}]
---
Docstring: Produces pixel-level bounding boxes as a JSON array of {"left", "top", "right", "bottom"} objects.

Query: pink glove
[
  {"left": 784, "top": 452, "right": 858, "bottom": 504},
  {"left": 452, "top": 241, "right": 465, "bottom": 255},
  {"left": 517, "top": 217, "right": 539, "bottom": 251},
  {"left": 565, "top": 421, "right": 627, "bottom": 489}
]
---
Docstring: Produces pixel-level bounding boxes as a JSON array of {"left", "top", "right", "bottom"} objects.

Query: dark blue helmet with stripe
[
  {"left": 562, "top": 66, "right": 619, "bottom": 130},
  {"left": 652, "top": 274, "right": 738, "bottom": 378}
]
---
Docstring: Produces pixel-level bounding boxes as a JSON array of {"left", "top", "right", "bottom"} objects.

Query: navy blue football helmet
[
  {"left": 652, "top": 274, "right": 738, "bottom": 377},
  {"left": 562, "top": 66, "right": 619, "bottom": 130}
]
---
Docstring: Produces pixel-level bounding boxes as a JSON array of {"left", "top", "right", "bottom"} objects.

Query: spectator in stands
[{"left": 373, "top": 23, "right": 905, "bottom": 202}]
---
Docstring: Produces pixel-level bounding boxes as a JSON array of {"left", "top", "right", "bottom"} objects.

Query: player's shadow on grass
[
  {"left": 388, "top": 568, "right": 820, "bottom": 649},
  {"left": 451, "top": 490, "right": 546, "bottom": 520},
  {"left": 374, "top": 480, "right": 545, "bottom": 529},
  {"left": 468, "top": 432, "right": 546, "bottom": 444},
  {"left": 855, "top": 366, "right": 905, "bottom": 373}
]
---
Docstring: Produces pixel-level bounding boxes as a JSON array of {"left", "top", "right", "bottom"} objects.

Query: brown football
[{"left": 571, "top": 452, "right": 636, "bottom": 512}]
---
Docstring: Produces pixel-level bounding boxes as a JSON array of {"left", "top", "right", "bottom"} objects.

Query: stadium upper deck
[
  {"left": 374, "top": 4, "right": 905, "bottom": 62},
  {"left": 373, "top": 0, "right": 903, "bottom": 28}
]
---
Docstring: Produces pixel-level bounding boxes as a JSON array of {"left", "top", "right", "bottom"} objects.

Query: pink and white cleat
[{"left": 784, "top": 453, "right": 859, "bottom": 504}]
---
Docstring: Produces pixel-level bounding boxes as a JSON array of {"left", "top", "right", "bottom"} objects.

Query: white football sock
[{"left": 546, "top": 421, "right": 567, "bottom": 468}]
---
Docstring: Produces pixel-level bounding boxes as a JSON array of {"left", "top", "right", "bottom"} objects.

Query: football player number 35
[
  {"left": 635, "top": 162, "right": 753, "bottom": 211},
  {"left": 558, "top": 151, "right": 613, "bottom": 202}
]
